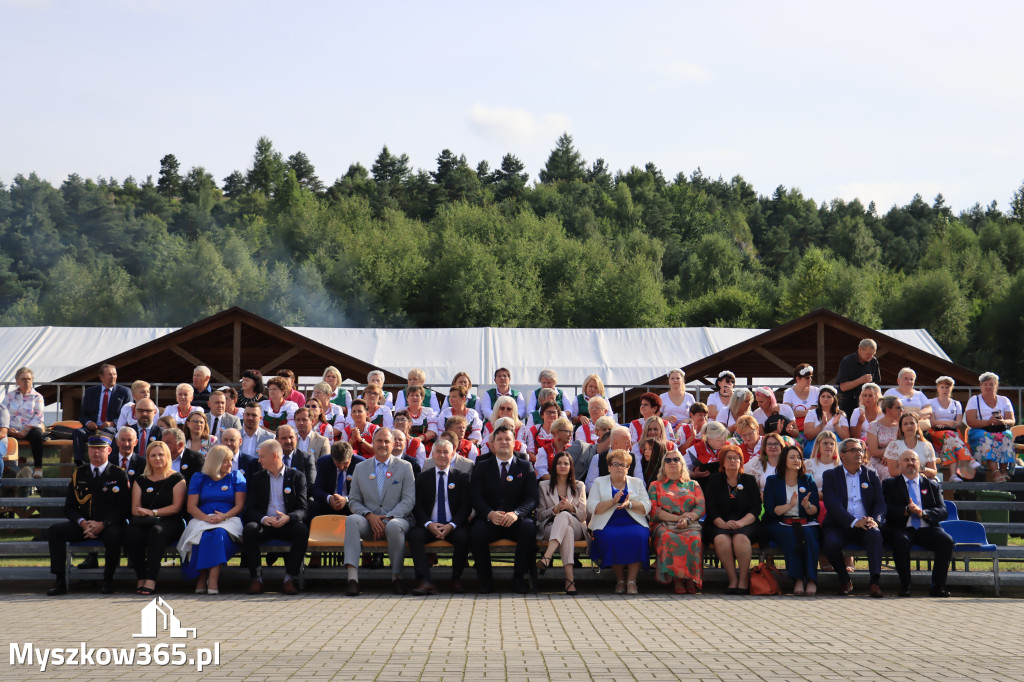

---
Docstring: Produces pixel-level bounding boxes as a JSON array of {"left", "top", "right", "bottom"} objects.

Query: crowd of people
[{"left": 4, "top": 337, "right": 1016, "bottom": 598}]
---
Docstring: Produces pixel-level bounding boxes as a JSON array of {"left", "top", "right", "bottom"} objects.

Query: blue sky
[{"left": 2, "top": 1, "right": 1022, "bottom": 213}]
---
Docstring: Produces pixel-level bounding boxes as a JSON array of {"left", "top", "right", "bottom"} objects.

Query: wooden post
[
  {"left": 232, "top": 320, "right": 242, "bottom": 382},
  {"left": 817, "top": 322, "right": 826, "bottom": 381}
]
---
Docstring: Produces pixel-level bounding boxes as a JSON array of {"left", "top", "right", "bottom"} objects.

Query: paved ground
[{"left": 3, "top": 581, "right": 1023, "bottom": 681}]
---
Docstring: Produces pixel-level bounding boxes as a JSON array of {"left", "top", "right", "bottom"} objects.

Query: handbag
[{"left": 749, "top": 560, "right": 781, "bottom": 595}]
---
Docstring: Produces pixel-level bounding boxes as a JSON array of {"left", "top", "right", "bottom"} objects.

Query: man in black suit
[
  {"left": 470, "top": 422, "right": 540, "bottom": 594},
  {"left": 310, "top": 441, "right": 364, "bottom": 517},
  {"left": 883, "top": 450, "right": 954, "bottom": 597},
  {"left": 242, "top": 440, "right": 309, "bottom": 595},
  {"left": 821, "top": 438, "right": 887, "bottom": 598},
  {"left": 110, "top": 427, "right": 145, "bottom": 484},
  {"left": 277, "top": 425, "right": 316, "bottom": 490},
  {"left": 47, "top": 434, "right": 130, "bottom": 595},
  {"left": 161, "top": 427, "right": 204, "bottom": 487},
  {"left": 73, "top": 364, "right": 133, "bottom": 465},
  {"left": 408, "top": 439, "right": 472, "bottom": 595},
  {"left": 219, "top": 428, "right": 259, "bottom": 476},
  {"left": 132, "top": 398, "right": 162, "bottom": 459}
]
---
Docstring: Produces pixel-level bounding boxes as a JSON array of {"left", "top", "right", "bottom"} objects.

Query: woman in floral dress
[{"left": 648, "top": 452, "right": 705, "bottom": 594}]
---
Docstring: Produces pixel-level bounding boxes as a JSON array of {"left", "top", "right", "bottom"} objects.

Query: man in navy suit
[
  {"left": 132, "top": 399, "right": 162, "bottom": 459},
  {"left": 310, "top": 441, "right": 364, "bottom": 517},
  {"left": 74, "top": 364, "right": 132, "bottom": 465},
  {"left": 469, "top": 422, "right": 539, "bottom": 594},
  {"left": 882, "top": 450, "right": 953, "bottom": 597},
  {"left": 821, "top": 438, "right": 887, "bottom": 597}
]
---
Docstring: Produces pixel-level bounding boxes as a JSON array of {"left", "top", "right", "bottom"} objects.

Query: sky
[{"left": 2, "top": 0, "right": 1022, "bottom": 213}]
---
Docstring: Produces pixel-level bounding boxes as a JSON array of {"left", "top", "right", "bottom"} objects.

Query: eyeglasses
[
  {"left": 608, "top": 462, "right": 628, "bottom": 469},
  {"left": 663, "top": 457, "right": 682, "bottom": 464},
  {"left": 765, "top": 442, "right": 782, "bottom": 448},
  {"left": 843, "top": 447, "right": 865, "bottom": 454}
]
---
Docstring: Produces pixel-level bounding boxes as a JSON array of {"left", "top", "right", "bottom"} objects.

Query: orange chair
[
  {"left": 307, "top": 515, "right": 346, "bottom": 547},
  {"left": 2, "top": 437, "right": 17, "bottom": 465}
]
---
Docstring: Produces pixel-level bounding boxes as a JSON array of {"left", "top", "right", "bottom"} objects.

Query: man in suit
[
  {"left": 423, "top": 431, "right": 474, "bottom": 475},
  {"left": 277, "top": 425, "right": 316, "bottom": 489},
  {"left": 343, "top": 428, "right": 416, "bottom": 596},
  {"left": 470, "top": 422, "right": 540, "bottom": 594},
  {"left": 883, "top": 450, "right": 954, "bottom": 597},
  {"left": 219, "top": 428, "right": 258, "bottom": 476},
  {"left": 191, "top": 365, "right": 213, "bottom": 412},
  {"left": 240, "top": 405, "right": 275, "bottom": 461},
  {"left": 408, "top": 439, "right": 473, "bottom": 595},
  {"left": 161, "top": 428, "right": 205, "bottom": 487},
  {"left": 73, "top": 364, "right": 133, "bottom": 465},
  {"left": 585, "top": 426, "right": 633, "bottom": 492},
  {"left": 132, "top": 399, "right": 162, "bottom": 459},
  {"left": 110, "top": 426, "right": 144, "bottom": 484},
  {"left": 242, "top": 440, "right": 309, "bottom": 595},
  {"left": 294, "top": 407, "right": 329, "bottom": 458},
  {"left": 46, "top": 434, "right": 130, "bottom": 595},
  {"left": 206, "top": 390, "right": 241, "bottom": 439},
  {"left": 822, "top": 438, "right": 887, "bottom": 597},
  {"left": 310, "top": 441, "right": 365, "bottom": 517}
]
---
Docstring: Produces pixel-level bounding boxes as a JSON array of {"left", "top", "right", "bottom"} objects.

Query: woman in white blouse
[
  {"left": 782, "top": 363, "right": 818, "bottom": 429},
  {"left": 965, "top": 372, "right": 1017, "bottom": 483},
  {"left": 752, "top": 387, "right": 795, "bottom": 436},
  {"left": 802, "top": 385, "right": 850, "bottom": 454},
  {"left": 927, "top": 376, "right": 977, "bottom": 481},
  {"left": 706, "top": 371, "right": 735, "bottom": 422},
  {"left": 849, "top": 383, "right": 882, "bottom": 441},
  {"left": 659, "top": 369, "right": 695, "bottom": 428},
  {"left": 883, "top": 367, "right": 932, "bottom": 430},
  {"left": 883, "top": 412, "right": 937, "bottom": 479}
]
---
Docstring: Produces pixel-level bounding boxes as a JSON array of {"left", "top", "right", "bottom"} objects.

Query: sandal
[
  {"left": 674, "top": 579, "right": 686, "bottom": 595},
  {"left": 626, "top": 580, "right": 638, "bottom": 595},
  {"left": 805, "top": 581, "right": 817, "bottom": 597},
  {"left": 685, "top": 579, "right": 697, "bottom": 594},
  {"left": 614, "top": 580, "right": 625, "bottom": 594},
  {"left": 536, "top": 556, "right": 552, "bottom": 575},
  {"left": 138, "top": 586, "right": 155, "bottom": 596},
  {"left": 565, "top": 580, "right": 577, "bottom": 596}
]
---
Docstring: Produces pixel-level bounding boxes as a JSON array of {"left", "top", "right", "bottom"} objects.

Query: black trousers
[
  {"left": 883, "top": 524, "right": 954, "bottom": 589},
  {"left": 124, "top": 519, "right": 184, "bottom": 581},
  {"left": 48, "top": 520, "right": 124, "bottom": 581},
  {"left": 242, "top": 521, "right": 310, "bottom": 579},
  {"left": 470, "top": 517, "right": 536, "bottom": 585},
  {"left": 23, "top": 427, "right": 45, "bottom": 468},
  {"left": 822, "top": 525, "right": 883, "bottom": 583},
  {"left": 407, "top": 524, "right": 470, "bottom": 582}
]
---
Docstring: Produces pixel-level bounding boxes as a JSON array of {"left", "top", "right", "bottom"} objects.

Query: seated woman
[
  {"left": 362, "top": 369, "right": 394, "bottom": 410},
  {"left": 629, "top": 392, "right": 675, "bottom": 444},
  {"left": 359, "top": 385, "right": 394, "bottom": 429},
  {"left": 648, "top": 449, "right": 705, "bottom": 594},
  {"left": 2, "top": 367, "right": 45, "bottom": 477},
  {"left": 480, "top": 396, "right": 530, "bottom": 456},
  {"left": 536, "top": 417, "right": 576, "bottom": 480},
  {"left": 303, "top": 397, "right": 336, "bottom": 444},
  {"left": 745, "top": 432, "right": 791, "bottom": 494},
  {"left": 764, "top": 444, "right": 820, "bottom": 596},
  {"left": 884, "top": 412, "right": 938, "bottom": 479},
  {"left": 706, "top": 371, "right": 736, "bottom": 422},
  {"left": 928, "top": 376, "right": 977, "bottom": 481},
  {"left": 575, "top": 396, "right": 613, "bottom": 445},
  {"left": 866, "top": 395, "right": 902, "bottom": 482},
  {"left": 401, "top": 385, "right": 437, "bottom": 452},
  {"left": 184, "top": 411, "right": 217, "bottom": 455},
  {"left": 394, "top": 368, "right": 441, "bottom": 412},
  {"left": 659, "top": 368, "right": 695, "bottom": 428},
  {"left": 221, "top": 387, "right": 242, "bottom": 419},
  {"left": 157, "top": 415, "right": 178, "bottom": 431},
  {"left": 733, "top": 415, "right": 761, "bottom": 464},
  {"left": 965, "top": 371, "right": 1017, "bottom": 482},
  {"left": 440, "top": 371, "right": 480, "bottom": 413},
  {"left": 432, "top": 386, "right": 482, "bottom": 445},
  {"left": 717, "top": 388, "right": 754, "bottom": 433},
  {"left": 235, "top": 369, "right": 266, "bottom": 411},
  {"left": 275, "top": 369, "right": 306, "bottom": 408},
  {"left": 632, "top": 416, "right": 676, "bottom": 484},
  {"left": 782, "top": 363, "right": 819, "bottom": 433},
  {"left": 527, "top": 368, "right": 573, "bottom": 416},
  {"left": 849, "top": 382, "right": 882, "bottom": 442},
  {"left": 704, "top": 444, "right": 761, "bottom": 594},
  {"left": 752, "top": 387, "right": 795, "bottom": 436},
  {"left": 684, "top": 420, "right": 731, "bottom": 484},
  {"left": 311, "top": 382, "right": 346, "bottom": 437},
  {"left": 674, "top": 402, "right": 708, "bottom": 452},
  {"left": 125, "top": 440, "right": 186, "bottom": 595},
  {"left": 321, "top": 366, "right": 351, "bottom": 415},
  {"left": 259, "top": 376, "right": 298, "bottom": 431},
  {"left": 176, "top": 445, "right": 246, "bottom": 594},
  {"left": 883, "top": 367, "right": 933, "bottom": 430},
  {"left": 161, "top": 383, "right": 203, "bottom": 424},
  {"left": 570, "top": 373, "right": 606, "bottom": 426},
  {"left": 802, "top": 385, "right": 850, "bottom": 456},
  {"left": 536, "top": 451, "right": 587, "bottom": 595},
  {"left": 587, "top": 449, "right": 651, "bottom": 595},
  {"left": 525, "top": 401, "right": 560, "bottom": 461},
  {"left": 805, "top": 431, "right": 840, "bottom": 494}
]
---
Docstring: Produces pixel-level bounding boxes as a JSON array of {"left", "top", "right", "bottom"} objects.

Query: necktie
[
  {"left": 336, "top": 468, "right": 346, "bottom": 496},
  {"left": 376, "top": 461, "right": 386, "bottom": 499},
  {"left": 284, "top": 454, "right": 291, "bottom": 468},
  {"left": 93, "top": 467, "right": 100, "bottom": 479},
  {"left": 500, "top": 461, "right": 508, "bottom": 483},
  {"left": 100, "top": 388, "right": 109, "bottom": 423},
  {"left": 121, "top": 456, "right": 128, "bottom": 470},
  {"left": 437, "top": 471, "right": 447, "bottom": 525},
  {"left": 138, "top": 427, "right": 147, "bottom": 456},
  {"left": 212, "top": 417, "right": 219, "bottom": 435},
  {"left": 908, "top": 480, "right": 922, "bottom": 529}
]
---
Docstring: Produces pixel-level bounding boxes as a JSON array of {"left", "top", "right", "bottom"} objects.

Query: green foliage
[{"left": 539, "top": 133, "right": 585, "bottom": 184}]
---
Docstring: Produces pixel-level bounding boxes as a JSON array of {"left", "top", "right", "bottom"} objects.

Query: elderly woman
[
  {"left": 588, "top": 449, "right": 651, "bottom": 595},
  {"left": 884, "top": 367, "right": 933, "bottom": 429},
  {"left": 481, "top": 395, "right": 530, "bottom": 456},
  {"left": 536, "top": 451, "right": 587, "bottom": 595},
  {"left": 321, "top": 366, "right": 351, "bottom": 414},
  {"left": 764, "top": 444, "right": 820, "bottom": 596},
  {"left": 802, "top": 385, "right": 850, "bottom": 456},
  {"left": 184, "top": 411, "right": 218, "bottom": 455},
  {"left": 363, "top": 369, "right": 394, "bottom": 410},
  {"left": 965, "top": 372, "right": 1016, "bottom": 482},
  {"left": 162, "top": 383, "right": 203, "bottom": 424},
  {"left": 718, "top": 388, "right": 754, "bottom": 432},
  {"left": 659, "top": 368, "right": 695, "bottom": 428},
  {"left": 706, "top": 371, "right": 736, "bottom": 422},
  {"left": 125, "top": 440, "right": 186, "bottom": 595},
  {"left": 177, "top": 445, "right": 246, "bottom": 594},
  {"left": 928, "top": 376, "right": 977, "bottom": 481},
  {"left": 752, "top": 387, "right": 795, "bottom": 436},
  {"left": 360, "top": 385, "right": 394, "bottom": 429},
  {"left": 402, "top": 384, "right": 437, "bottom": 449},
  {"left": 576, "top": 396, "right": 612, "bottom": 444},
  {"left": 849, "top": 382, "right": 882, "bottom": 441},
  {"left": 684, "top": 420, "right": 731, "bottom": 483},
  {"left": 394, "top": 368, "right": 441, "bottom": 412},
  {"left": 733, "top": 415, "right": 761, "bottom": 464},
  {"left": 746, "top": 432, "right": 791, "bottom": 493},
  {"left": 525, "top": 400, "right": 560, "bottom": 460},
  {"left": 783, "top": 363, "right": 819, "bottom": 431},
  {"left": 648, "top": 449, "right": 705, "bottom": 594},
  {"left": 236, "top": 369, "right": 266, "bottom": 410},
  {"left": 260, "top": 376, "right": 298, "bottom": 431},
  {"left": 535, "top": 417, "right": 575, "bottom": 480},
  {"left": 884, "top": 412, "right": 938, "bottom": 479},
  {"left": 704, "top": 444, "right": 760, "bottom": 594},
  {"left": 432, "top": 385, "right": 482, "bottom": 445},
  {"left": 570, "top": 374, "right": 606, "bottom": 426},
  {"left": 2, "top": 367, "right": 45, "bottom": 477},
  {"left": 527, "top": 368, "right": 573, "bottom": 416},
  {"left": 866, "top": 395, "right": 902, "bottom": 482}
]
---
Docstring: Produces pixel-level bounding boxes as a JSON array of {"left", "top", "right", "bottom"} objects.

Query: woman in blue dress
[
  {"left": 176, "top": 445, "right": 246, "bottom": 594},
  {"left": 587, "top": 449, "right": 652, "bottom": 595}
]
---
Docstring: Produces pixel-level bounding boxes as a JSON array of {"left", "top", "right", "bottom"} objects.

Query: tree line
[{"left": 2, "top": 134, "right": 1023, "bottom": 382}]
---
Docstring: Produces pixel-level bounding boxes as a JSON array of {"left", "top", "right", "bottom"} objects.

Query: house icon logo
[{"left": 133, "top": 597, "right": 197, "bottom": 639}]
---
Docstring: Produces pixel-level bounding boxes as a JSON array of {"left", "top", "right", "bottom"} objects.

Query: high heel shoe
[
  {"left": 536, "top": 555, "right": 552, "bottom": 575},
  {"left": 565, "top": 580, "right": 577, "bottom": 596}
]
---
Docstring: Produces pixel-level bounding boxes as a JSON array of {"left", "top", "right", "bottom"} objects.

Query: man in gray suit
[
  {"left": 294, "top": 407, "right": 330, "bottom": 457},
  {"left": 344, "top": 428, "right": 415, "bottom": 596},
  {"left": 207, "top": 391, "right": 241, "bottom": 439}
]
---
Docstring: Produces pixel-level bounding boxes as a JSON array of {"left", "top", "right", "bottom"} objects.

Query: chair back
[
  {"left": 3, "top": 436, "right": 17, "bottom": 463},
  {"left": 308, "top": 514, "right": 346, "bottom": 547},
  {"left": 944, "top": 499, "right": 959, "bottom": 521},
  {"left": 939, "top": 520, "right": 994, "bottom": 548}
]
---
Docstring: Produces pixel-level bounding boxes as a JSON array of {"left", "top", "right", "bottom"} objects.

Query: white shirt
[
  {"left": 161, "top": 404, "right": 203, "bottom": 424},
  {"left": 753, "top": 404, "right": 795, "bottom": 426},
  {"left": 883, "top": 388, "right": 930, "bottom": 411},
  {"left": 884, "top": 438, "right": 936, "bottom": 463},
  {"left": 928, "top": 397, "right": 962, "bottom": 422},
  {"left": 967, "top": 394, "right": 1014, "bottom": 422},
  {"left": 903, "top": 475, "right": 930, "bottom": 527},
  {"left": 241, "top": 429, "right": 263, "bottom": 456},
  {"left": 659, "top": 391, "right": 695, "bottom": 424},
  {"left": 804, "top": 410, "right": 850, "bottom": 435},
  {"left": 783, "top": 386, "right": 819, "bottom": 414}
]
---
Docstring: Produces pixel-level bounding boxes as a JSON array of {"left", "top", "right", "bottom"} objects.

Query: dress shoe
[
  {"left": 308, "top": 554, "right": 322, "bottom": 568},
  {"left": 282, "top": 580, "right": 299, "bottom": 595},
  {"left": 898, "top": 586, "right": 912, "bottom": 598},
  {"left": 869, "top": 584, "right": 884, "bottom": 599},
  {"left": 511, "top": 576, "right": 528, "bottom": 594},
  {"left": 929, "top": 587, "right": 951, "bottom": 598},
  {"left": 477, "top": 581, "right": 493, "bottom": 594},
  {"left": 838, "top": 580, "right": 854, "bottom": 596},
  {"left": 101, "top": 580, "right": 114, "bottom": 595},
  {"left": 392, "top": 578, "right": 407, "bottom": 595},
  {"left": 77, "top": 555, "right": 99, "bottom": 570},
  {"left": 46, "top": 581, "right": 68, "bottom": 596},
  {"left": 411, "top": 580, "right": 437, "bottom": 596},
  {"left": 345, "top": 579, "right": 360, "bottom": 597},
  {"left": 247, "top": 579, "right": 265, "bottom": 595},
  {"left": 450, "top": 579, "right": 465, "bottom": 594}
]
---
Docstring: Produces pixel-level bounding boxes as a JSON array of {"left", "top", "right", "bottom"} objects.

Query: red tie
[
  {"left": 121, "top": 455, "right": 128, "bottom": 470},
  {"left": 100, "top": 388, "right": 110, "bottom": 424},
  {"left": 138, "top": 428, "right": 147, "bottom": 456}
]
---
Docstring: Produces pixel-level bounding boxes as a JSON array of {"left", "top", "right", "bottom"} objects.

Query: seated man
[
  {"left": 73, "top": 364, "right": 132, "bottom": 465},
  {"left": 343, "top": 428, "right": 415, "bottom": 595},
  {"left": 206, "top": 390, "right": 241, "bottom": 439},
  {"left": 426, "top": 431, "right": 475, "bottom": 474},
  {"left": 110, "top": 426, "right": 144, "bottom": 484},
  {"left": 294, "top": 407, "right": 330, "bottom": 457},
  {"left": 132, "top": 398, "right": 162, "bottom": 458},
  {"left": 882, "top": 449, "right": 954, "bottom": 597},
  {"left": 311, "top": 441, "right": 365, "bottom": 517},
  {"left": 114, "top": 380, "right": 151, "bottom": 431},
  {"left": 46, "top": 434, "right": 130, "bottom": 595},
  {"left": 469, "top": 422, "right": 540, "bottom": 594},
  {"left": 391, "top": 429, "right": 421, "bottom": 476},
  {"left": 219, "top": 428, "right": 257, "bottom": 475},
  {"left": 276, "top": 424, "right": 316, "bottom": 488},
  {"left": 240, "top": 404, "right": 275, "bottom": 463},
  {"left": 408, "top": 439, "right": 472, "bottom": 595},
  {"left": 161, "top": 428, "right": 205, "bottom": 487},
  {"left": 822, "top": 438, "right": 887, "bottom": 598},
  {"left": 242, "top": 440, "right": 310, "bottom": 595}
]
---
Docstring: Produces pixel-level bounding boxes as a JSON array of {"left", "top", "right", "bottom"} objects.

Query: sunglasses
[{"left": 663, "top": 457, "right": 682, "bottom": 463}]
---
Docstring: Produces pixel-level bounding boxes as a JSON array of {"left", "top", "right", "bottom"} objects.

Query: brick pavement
[{"left": 3, "top": 586, "right": 1023, "bottom": 681}]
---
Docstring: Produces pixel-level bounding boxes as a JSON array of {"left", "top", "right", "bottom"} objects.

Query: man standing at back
[
  {"left": 74, "top": 364, "right": 132, "bottom": 465},
  {"left": 837, "top": 339, "right": 881, "bottom": 416}
]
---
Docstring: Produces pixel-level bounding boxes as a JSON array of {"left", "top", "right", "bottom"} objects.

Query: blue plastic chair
[
  {"left": 939, "top": 520, "right": 996, "bottom": 550},
  {"left": 944, "top": 500, "right": 959, "bottom": 521}
]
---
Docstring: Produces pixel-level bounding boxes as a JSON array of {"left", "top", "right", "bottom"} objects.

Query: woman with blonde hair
[
  {"left": 125, "top": 440, "right": 186, "bottom": 595},
  {"left": 884, "top": 412, "right": 938, "bottom": 479},
  {"left": 927, "top": 376, "right": 977, "bottom": 481},
  {"left": 718, "top": 388, "right": 754, "bottom": 433},
  {"left": 806, "top": 431, "right": 840, "bottom": 492},
  {"left": 850, "top": 382, "right": 882, "bottom": 441},
  {"left": 659, "top": 368, "right": 695, "bottom": 428},
  {"left": 571, "top": 374, "right": 606, "bottom": 426},
  {"left": 162, "top": 383, "right": 202, "bottom": 424},
  {"left": 648, "top": 447, "right": 705, "bottom": 594}
]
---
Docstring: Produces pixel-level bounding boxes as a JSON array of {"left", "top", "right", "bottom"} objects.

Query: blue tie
[
  {"left": 436, "top": 471, "right": 447, "bottom": 525},
  {"left": 336, "top": 468, "right": 346, "bottom": 496},
  {"left": 376, "top": 461, "right": 387, "bottom": 500},
  {"left": 284, "top": 454, "right": 291, "bottom": 468},
  {"left": 908, "top": 479, "right": 922, "bottom": 529}
]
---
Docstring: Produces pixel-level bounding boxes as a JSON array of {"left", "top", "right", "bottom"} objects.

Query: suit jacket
[
  {"left": 108, "top": 452, "right": 146, "bottom": 484},
  {"left": 237, "top": 452, "right": 261, "bottom": 478},
  {"left": 243, "top": 467, "right": 308, "bottom": 525},
  {"left": 821, "top": 465, "right": 886, "bottom": 529},
  {"left": 298, "top": 430, "right": 330, "bottom": 458},
  {"left": 470, "top": 455, "right": 539, "bottom": 520},
  {"left": 64, "top": 463, "right": 131, "bottom": 526},
  {"left": 282, "top": 449, "right": 316, "bottom": 490},
  {"left": 312, "top": 453, "right": 365, "bottom": 505},
  {"left": 587, "top": 475, "right": 650, "bottom": 530},
  {"left": 412, "top": 467, "right": 472, "bottom": 528},
  {"left": 882, "top": 475, "right": 947, "bottom": 529},
  {"left": 763, "top": 473, "right": 819, "bottom": 523},
  {"left": 133, "top": 424, "right": 163, "bottom": 457},
  {"left": 348, "top": 455, "right": 416, "bottom": 520},
  {"left": 239, "top": 427, "right": 275, "bottom": 457},
  {"left": 79, "top": 384, "right": 133, "bottom": 426},
  {"left": 208, "top": 412, "right": 241, "bottom": 439},
  {"left": 402, "top": 454, "right": 422, "bottom": 477},
  {"left": 536, "top": 479, "right": 587, "bottom": 530},
  {"left": 423, "top": 455, "right": 474, "bottom": 475},
  {"left": 175, "top": 448, "right": 205, "bottom": 487}
]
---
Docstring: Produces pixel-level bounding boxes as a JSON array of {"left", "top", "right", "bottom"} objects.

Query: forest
[{"left": 1, "top": 134, "right": 1023, "bottom": 382}]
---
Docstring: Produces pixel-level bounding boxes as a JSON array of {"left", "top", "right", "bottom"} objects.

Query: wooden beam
[
  {"left": 817, "top": 322, "right": 826, "bottom": 383},
  {"left": 259, "top": 348, "right": 300, "bottom": 376},
  {"left": 753, "top": 346, "right": 796, "bottom": 375},
  {"left": 169, "top": 345, "right": 232, "bottom": 384},
  {"left": 232, "top": 320, "right": 242, "bottom": 382}
]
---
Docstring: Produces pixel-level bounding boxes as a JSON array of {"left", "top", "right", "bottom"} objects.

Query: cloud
[
  {"left": 661, "top": 60, "right": 712, "bottom": 83},
  {"left": 468, "top": 104, "right": 571, "bottom": 144},
  {"left": 831, "top": 181, "right": 949, "bottom": 211}
]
